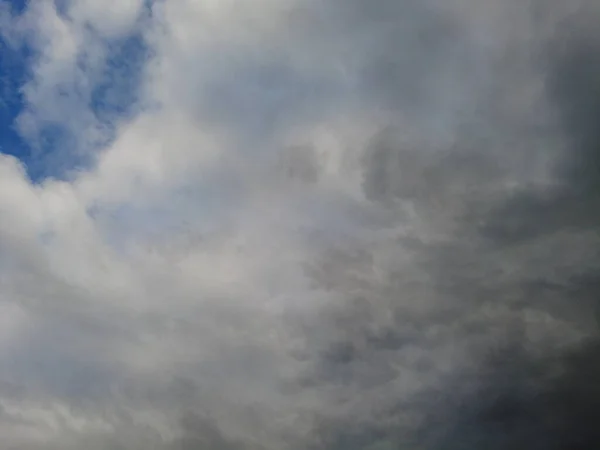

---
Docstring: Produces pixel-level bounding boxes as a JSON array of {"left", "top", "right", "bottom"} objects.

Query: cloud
[{"left": 0, "top": 0, "right": 600, "bottom": 448}]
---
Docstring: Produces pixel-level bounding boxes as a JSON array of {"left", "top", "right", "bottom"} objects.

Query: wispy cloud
[{"left": 0, "top": 0, "right": 599, "bottom": 448}]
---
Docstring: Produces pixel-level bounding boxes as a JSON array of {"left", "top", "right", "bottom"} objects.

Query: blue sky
[
  {"left": 0, "top": 1, "right": 30, "bottom": 166},
  {"left": 0, "top": 0, "right": 148, "bottom": 182}
]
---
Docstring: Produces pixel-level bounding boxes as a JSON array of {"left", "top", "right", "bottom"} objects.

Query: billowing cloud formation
[{"left": 0, "top": 0, "right": 600, "bottom": 448}]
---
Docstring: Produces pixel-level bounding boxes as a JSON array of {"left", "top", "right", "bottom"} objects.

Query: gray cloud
[{"left": 289, "top": 2, "right": 600, "bottom": 449}]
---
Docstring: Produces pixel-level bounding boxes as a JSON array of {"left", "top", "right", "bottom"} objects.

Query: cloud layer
[{"left": 0, "top": 0, "right": 600, "bottom": 448}]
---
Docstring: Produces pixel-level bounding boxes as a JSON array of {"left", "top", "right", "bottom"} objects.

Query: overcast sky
[{"left": 0, "top": 0, "right": 600, "bottom": 448}]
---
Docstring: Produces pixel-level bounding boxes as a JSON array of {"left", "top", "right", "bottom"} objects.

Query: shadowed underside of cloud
[{"left": 0, "top": 0, "right": 600, "bottom": 449}]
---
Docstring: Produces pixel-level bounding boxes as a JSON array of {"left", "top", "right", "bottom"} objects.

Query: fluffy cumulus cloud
[{"left": 0, "top": 0, "right": 600, "bottom": 448}]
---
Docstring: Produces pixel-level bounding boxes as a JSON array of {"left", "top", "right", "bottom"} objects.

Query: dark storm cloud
[
  {"left": 289, "top": 2, "right": 600, "bottom": 450},
  {"left": 476, "top": 19, "right": 600, "bottom": 247}
]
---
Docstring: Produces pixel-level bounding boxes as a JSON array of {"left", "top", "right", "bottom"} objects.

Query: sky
[{"left": 0, "top": 0, "right": 600, "bottom": 449}]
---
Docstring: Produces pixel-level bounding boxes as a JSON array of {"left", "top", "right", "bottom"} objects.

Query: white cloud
[{"left": 75, "top": 110, "right": 227, "bottom": 205}]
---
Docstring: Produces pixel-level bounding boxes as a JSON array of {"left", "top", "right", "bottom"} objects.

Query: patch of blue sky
[
  {"left": 25, "top": 124, "right": 79, "bottom": 182},
  {"left": 0, "top": 4, "right": 34, "bottom": 166},
  {"left": 37, "top": 30, "right": 149, "bottom": 182},
  {"left": 0, "top": 5, "right": 150, "bottom": 183},
  {"left": 90, "top": 32, "right": 149, "bottom": 124},
  {"left": 5, "top": 0, "right": 27, "bottom": 15}
]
